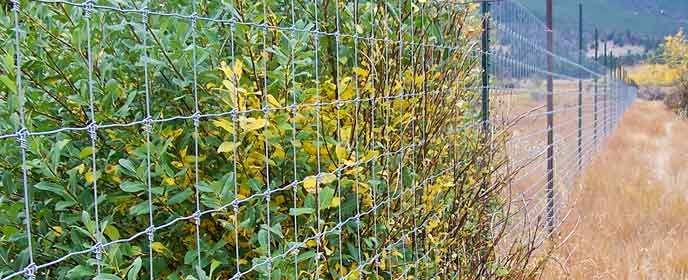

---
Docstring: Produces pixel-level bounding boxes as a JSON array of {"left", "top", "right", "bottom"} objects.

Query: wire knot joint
[
  {"left": 16, "top": 128, "right": 29, "bottom": 150},
  {"left": 141, "top": 7, "right": 149, "bottom": 22},
  {"left": 191, "top": 211, "right": 202, "bottom": 225},
  {"left": 83, "top": 0, "right": 94, "bottom": 18},
  {"left": 192, "top": 112, "right": 201, "bottom": 127},
  {"left": 87, "top": 122, "right": 98, "bottom": 140},
  {"left": 190, "top": 13, "right": 198, "bottom": 26},
  {"left": 92, "top": 242, "right": 103, "bottom": 260},
  {"left": 145, "top": 225, "right": 156, "bottom": 241},
  {"left": 142, "top": 117, "right": 153, "bottom": 133},
  {"left": 10, "top": 0, "right": 20, "bottom": 12},
  {"left": 23, "top": 263, "right": 36, "bottom": 279}
]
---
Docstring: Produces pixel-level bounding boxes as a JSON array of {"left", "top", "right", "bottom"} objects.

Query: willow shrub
[
  {"left": 663, "top": 31, "right": 688, "bottom": 116},
  {"left": 0, "top": 1, "right": 517, "bottom": 279}
]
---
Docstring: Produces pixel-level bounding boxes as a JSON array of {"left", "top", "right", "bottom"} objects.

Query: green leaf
[
  {"left": 0, "top": 75, "right": 16, "bottom": 94},
  {"left": 79, "top": 146, "right": 95, "bottom": 159},
  {"left": 261, "top": 223, "right": 284, "bottom": 239},
  {"left": 296, "top": 250, "right": 316, "bottom": 262},
  {"left": 318, "top": 187, "right": 335, "bottom": 210},
  {"left": 104, "top": 224, "right": 120, "bottom": 240},
  {"left": 118, "top": 159, "right": 137, "bottom": 174},
  {"left": 66, "top": 265, "right": 94, "bottom": 279},
  {"left": 81, "top": 211, "right": 96, "bottom": 234},
  {"left": 167, "top": 189, "right": 193, "bottom": 205},
  {"left": 257, "top": 229, "right": 268, "bottom": 249},
  {"left": 34, "top": 181, "right": 69, "bottom": 199},
  {"left": 56, "top": 200, "right": 76, "bottom": 211},
  {"left": 129, "top": 201, "right": 151, "bottom": 216},
  {"left": 120, "top": 181, "right": 145, "bottom": 193},
  {"left": 289, "top": 207, "right": 314, "bottom": 216},
  {"left": 209, "top": 260, "right": 221, "bottom": 279},
  {"left": 127, "top": 257, "right": 142, "bottom": 280},
  {"left": 50, "top": 139, "right": 71, "bottom": 169},
  {"left": 94, "top": 274, "right": 122, "bottom": 280}
]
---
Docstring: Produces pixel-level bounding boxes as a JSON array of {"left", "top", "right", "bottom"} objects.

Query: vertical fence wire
[{"left": 487, "top": 0, "right": 637, "bottom": 249}]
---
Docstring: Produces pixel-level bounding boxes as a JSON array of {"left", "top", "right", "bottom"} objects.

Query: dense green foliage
[{"left": 0, "top": 1, "right": 524, "bottom": 279}]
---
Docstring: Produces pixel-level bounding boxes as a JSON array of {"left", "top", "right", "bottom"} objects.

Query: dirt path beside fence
[{"left": 545, "top": 101, "right": 688, "bottom": 279}]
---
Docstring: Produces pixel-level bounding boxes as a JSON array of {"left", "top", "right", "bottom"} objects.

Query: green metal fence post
[
  {"left": 546, "top": 0, "right": 555, "bottom": 233},
  {"left": 593, "top": 28, "right": 599, "bottom": 147},
  {"left": 577, "top": 3, "right": 583, "bottom": 170}
]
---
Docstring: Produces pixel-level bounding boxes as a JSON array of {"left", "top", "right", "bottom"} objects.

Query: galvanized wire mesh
[{"left": 487, "top": 0, "right": 636, "bottom": 249}]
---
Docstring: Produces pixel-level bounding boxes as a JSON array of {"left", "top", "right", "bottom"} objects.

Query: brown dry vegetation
[{"left": 544, "top": 101, "right": 688, "bottom": 279}]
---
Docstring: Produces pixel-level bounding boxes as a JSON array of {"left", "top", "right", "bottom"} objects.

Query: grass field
[{"left": 545, "top": 101, "right": 688, "bottom": 278}]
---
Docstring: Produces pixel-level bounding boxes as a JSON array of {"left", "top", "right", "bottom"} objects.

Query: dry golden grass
[{"left": 543, "top": 101, "right": 688, "bottom": 279}]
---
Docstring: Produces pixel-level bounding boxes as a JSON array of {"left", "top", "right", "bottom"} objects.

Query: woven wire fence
[
  {"left": 487, "top": 0, "right": 636, "bottom": 250},
  {"left": 0, "top": 0, "right": 635, "bottom": 279}
]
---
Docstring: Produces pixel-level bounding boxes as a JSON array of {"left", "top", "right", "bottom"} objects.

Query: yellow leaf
[
  {"left": 171, "top": 161, "right": 184, "bottom": 168},
  {"left": 233, "top": 60, "right": 244, "bottom": 80},
  {"left": 85, "top": 172, "right": 94, "bottom": 184},
  {"left": 330, "top": 196, "right": 340, "bottom": 208},
  {"left": 239, "top": 117, "right": 267, "bottom": 131},
  {"left": 341, "top": 85, "right": 354, "bottom": 100},
  {"left": 320, "top": 173, "right": 336, "bottom": 184},
  {"left": 335, "top": 145, "right": 348, "bottom": 162},
  {"left": 272, "top": 144, "right": 285, "bottom": 160},
  {"left": 104, "top": 164, "right": 117, "bottom": 174},
  {"left": 161, "top": 128, "right": 184, "bottom": 140},
  {"left": 362, "top": 150, "right": 380, "bottom": 162},
  {"left": 163, "top": 177, "right": 175, "bottom": 186},
  {"left": 222, "top": 79, "right": 235, "bottom": 91},
  {"left": 341, "top": 127, "right": 352, "bottom": 143},
  {"left": 212, "top": 119, "right": 234, "bottom": 134},
  {"left": 219, "top": 60, "right": 243, "bottom": 80},
  {"left": 239, "top": 185, "right": 251, "bottom": 198},
  {"left": 344, "top": 166, "right": 364, "bottom": 175},
  {"left": 337, "top": 263, "right": 348, "bottom": 275},
  {"left": 303, "top": 142, "right": 317, "bottom": 156},
  {"left": 76, "top": 163, "right": 86, "bottom": 174},
  {"left": 347, "top": 263, "right": 360, "bottom": 280},
  {"left": 304, "top": 173, "right": 336, "bottom": 194},
  {"left": 217, "top": 141, "right": 238, "bottom": 154},
  {"left": 306, "top": 239, "right": 317, "bottom": 248},
  {"left": 219, "top": 61, "right": 232, "bottom": 77},
  {"left": 266, "top": 94, "right": 281, "bottom": 108},
  {"left": 274, "top": 195, "right": 286, "bottom": 206},
  {"left": 355, "top": 24, "right": 364, "bottom": 34},
  {"left": 180, "top": 147, "right": 188, "bottom": 159},
  {"left": 353, "top": 67, "right": 368, "bottom": 77},
  {"left": 52, "top": 226, "right": 63, "bottom": 237},
  {"left": 151, "top": 242, "right": 167, "bottom": 253},
  {"left": 303, "top": 176, "right": 318, "bottom": 194}
]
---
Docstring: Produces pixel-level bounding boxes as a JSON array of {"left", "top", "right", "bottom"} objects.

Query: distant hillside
[{"left": 518, "top": 0, "right": 688, "bottom": 39}]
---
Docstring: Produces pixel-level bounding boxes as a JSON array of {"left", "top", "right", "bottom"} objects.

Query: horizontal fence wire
[
  {"left": 0, "top": 0, "right": 635, "bottom": 279},
  {"left": 487, "top": 0, "right": 636, "bottom": 253}
]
